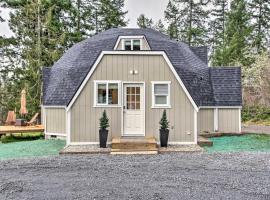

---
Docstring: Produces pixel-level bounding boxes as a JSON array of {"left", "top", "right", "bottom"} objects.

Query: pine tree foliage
[
  {"left": 164, "top": 0, "right": 179, "bottom": 39},
  {"left": 99, "top": 110, "right": 109, "bottom": 129},
  {"left": 165, "top": 0, "right": 210, "bottom": 46},
  {"left": 212, "top": 0, "right": 253, "bottom": 66},
  {"left": 154, "top": 19, "right": 166, "bottom": 34},
  {"left": 248, "top": 0, "right": 270, "bottom": 53},
  {"left": 0, "top": 0, "right": 127, "bottom": 121},
  {"left": 137, "top": 14, "right": 153, "bottom": 28},
  {"left": 159, "top": 110, "right": 169, "bottom": 130},
  {"left": 98, "top": 0, "right": 127, "bottom": 32},
  {"left": 209, "top": 0, "right": 229, "bottom": 62}
]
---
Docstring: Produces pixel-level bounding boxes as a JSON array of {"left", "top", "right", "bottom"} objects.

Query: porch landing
[
  {"left": 60, "top": 137, "right": 203, "bottom": 154},
  {"left": 111, "top": 137, "right": 158, "bottom": 155}
]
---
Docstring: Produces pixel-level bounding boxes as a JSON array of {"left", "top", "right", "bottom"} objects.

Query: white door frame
[{"left": 121, "top": 82, "right": 145, "bottom": 137}]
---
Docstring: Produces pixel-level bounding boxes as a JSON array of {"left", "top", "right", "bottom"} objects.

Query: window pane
[
  {"left": 136, "top": 87, "right": 140, "bottom": 94},
  {"left": 108, "top": 83, "right": 118, "bottom": 105},
  {"left": 136, "top": 95, "right": 140, "bottom": 102},
  {"left": 124, "top": 40, "right": 131, "bottom": 50},
  {"left": 133, "top": 40, "right": 141, "bottom": 51},
  {"left": 155, "top": 96, "right": 167, "bottom": 105},
  {"left": 154, "top": 84, "right": 168, "bottom": 95},
  {"left": 136, "top": 102, "right": 140, "bottom": 110},
  {"left": 98, "top": 84, "right": 106, "bottom": 104}
]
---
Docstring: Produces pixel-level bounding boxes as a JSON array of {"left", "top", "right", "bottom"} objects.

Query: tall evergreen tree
[
  {"left": 137, "top": 14, "right": 153, "bottom": 28},
  {"left": 209, "top": 0, "right": 229, "bottom": 64},
  {"left": 165, "top": 0, "right": 210, "bottom": 45},
  {"left": 154, "top": 19, "right": 166, "bottom": 34},
  {"left": 164, "top": 0, "right": 179, "bottom": 39},
  {"left": 248, "top": 0, "right": 270, "bottom": 53},
  {"left": 212, "top": 0, "right": 253, "bottom": 66},
  {"left": 98, "top": 0, "right": 127, "bottom": 31}
]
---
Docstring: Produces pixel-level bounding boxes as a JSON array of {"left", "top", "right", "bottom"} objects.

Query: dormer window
[{"left": 123, "top": 39, "right": 141, "bottom": 51}]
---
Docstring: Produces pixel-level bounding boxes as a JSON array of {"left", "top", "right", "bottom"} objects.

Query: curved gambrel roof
[{"left": 43, "top": 28, "right": 241, "bottom": 107}]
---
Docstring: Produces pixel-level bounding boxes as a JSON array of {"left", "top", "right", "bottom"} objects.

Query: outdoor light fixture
[{"left": 129, "top": 70, "right": 138, "bottom": 75}]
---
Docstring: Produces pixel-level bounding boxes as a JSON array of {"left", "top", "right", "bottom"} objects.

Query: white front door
[{"left": 123, "top": 83, "right": 145, "bottom": 136}]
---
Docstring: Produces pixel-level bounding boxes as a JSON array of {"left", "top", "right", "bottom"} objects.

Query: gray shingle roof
[
  {"left": 43, "top": 28, "right": 242, "bottom": 107},
  {"left": 210, "top": 67, "right": 242, "bottom": 106}
]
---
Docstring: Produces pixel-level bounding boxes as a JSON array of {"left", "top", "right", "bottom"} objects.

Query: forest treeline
[{"left": 0, "top": 0, "right": 269, "bottom": 123}]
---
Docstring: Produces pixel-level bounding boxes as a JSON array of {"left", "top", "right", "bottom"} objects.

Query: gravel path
[{"left": 0, "top": 153, "right": 270, "bottom": 200}]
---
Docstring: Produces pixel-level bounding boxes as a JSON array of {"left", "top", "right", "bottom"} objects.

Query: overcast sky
[{"left": 0, "top": 0, "right": 169, "bottom": 37}]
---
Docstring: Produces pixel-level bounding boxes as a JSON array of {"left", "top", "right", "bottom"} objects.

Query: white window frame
[
  {"left": 122, "top": 39, "right": 142, "bottom": 51},
  {"left": 93, "top": 80, "right": 121, "bottom": 107},
  {"left": 151, "top": 81, "right": 171, "bottom": 108}
]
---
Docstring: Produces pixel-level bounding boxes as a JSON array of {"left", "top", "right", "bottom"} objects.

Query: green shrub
[
  {"left": 242, "top": 106, "right": 270, "bottom": 122},
  {"left": 1, "top": 132, "right": 44, "bottom": 143},
  {"left": 99, "top": 110, "right": 109, "bottom": 130},
  {"left": 159, "top": 110, "right": 169, "bottom": 130}
]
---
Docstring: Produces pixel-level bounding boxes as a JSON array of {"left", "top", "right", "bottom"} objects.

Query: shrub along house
[{"left": 42, "top": 28, "right": 242, "bottom": 149}]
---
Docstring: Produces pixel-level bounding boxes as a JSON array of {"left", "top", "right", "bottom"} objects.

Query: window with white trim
[
  {"left": 152, "top": 82, "right": 171, "bottom": 108},
  {"left": 95, "top": 81, "right": 121, "bottom": 106},
  {"left": 123, "top": 39, "right": 141, "bottom": 50}
]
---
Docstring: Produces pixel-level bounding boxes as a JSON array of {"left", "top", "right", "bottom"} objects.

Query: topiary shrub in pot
[
  {"left": 159, "top": 110, "right": 170, "bottom": 147},
  {"left": 99, "top": 110, "right": 109, "bottom": 148}
]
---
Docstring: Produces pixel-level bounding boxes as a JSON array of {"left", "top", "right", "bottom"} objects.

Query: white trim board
[
  {"left": 199, "top": 106, "right": 242, "bottom": 109},
  {"left": 45, "top": 132, "right": 67, "bottom": 137},
  {"left": 113, "top": 35, "right": 150, "bottom": 50},
  {"left": 42, "top": 105, "right": 66, "bottom": 109},
  {"left": 66, "top": 51, "right": 199, "bottom": 112}
]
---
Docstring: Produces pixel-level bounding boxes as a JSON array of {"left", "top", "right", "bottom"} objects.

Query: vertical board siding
[
  {"left": 45, "top": 108, "right": 66, "bottom": 134},
  {"left": 218, "top": 109, "right": 240, "bottom": 133},
  {"left": 70, "top": 55, "right": 195, "bottom": 143},
  {"left": 198, "top": 109, "right": 214, "bottom": 133}
]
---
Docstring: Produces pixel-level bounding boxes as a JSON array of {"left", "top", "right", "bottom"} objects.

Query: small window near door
[
  {"left": 152, "top": 82, "right": 171, "bottom": 108},
  {"left": 95, "top": 81, "right": 120, "bottom": 107}
]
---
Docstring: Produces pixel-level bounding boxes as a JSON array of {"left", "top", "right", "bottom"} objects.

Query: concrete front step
[{"left": 111, "top": 137, "right": 157, "bottom": 151}]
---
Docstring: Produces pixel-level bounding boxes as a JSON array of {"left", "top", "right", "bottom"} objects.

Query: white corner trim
[
  {"left": 45, "top": 132, "right": 67, "bottom": 137},
  {"left": 66, "top": 51, "right": 199, "bottom": 112},
  {"left": 113, "top": 35, "right": 150, "bottom": 50},
  {"left": 194, "top": 109, "right": 198, "bottom": 144},
  {"left": 214, "top": 108, "right": 218, "bottom": 132},
  {"left": 66, "top": 109, "right": 71, "bottom": 145},
  {"left": 239, "top": 108, "right": 242, "bottom": 133}
]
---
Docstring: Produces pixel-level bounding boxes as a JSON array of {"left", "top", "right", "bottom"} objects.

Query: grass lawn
[
  {"left": 205, "top": 134, "right": 270, "bottom": 153},
  {"left": 0, "top": 139, "right": 66, "bottom": 160}
]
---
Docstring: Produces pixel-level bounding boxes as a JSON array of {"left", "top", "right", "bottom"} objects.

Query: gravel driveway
[{"left": 0, "top": 153, "right": 270, "bottom": 200}]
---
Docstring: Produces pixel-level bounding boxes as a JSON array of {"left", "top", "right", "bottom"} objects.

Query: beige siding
[
  {"left": 45, "top": 108, "right": 66, "bottom": 134},
  {"left": 218, "top": 108, "right": 240, "bottom": 133},
  {"left": 116, "top": 38, "right": 150, "bottom": 50},
  {"left": 70, "top": 54, "right": 195, "bottom": 143},
  {"left": 198, "top": 109, "right": 214, "bottom": 133}
]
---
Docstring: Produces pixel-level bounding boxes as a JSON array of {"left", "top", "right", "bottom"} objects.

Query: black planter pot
[
  {"left": 160, "top": 129, "right": 169, "bottom": 147},
  {"left": 99, "top": 129, "right": 108, "bottom": 148}
]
